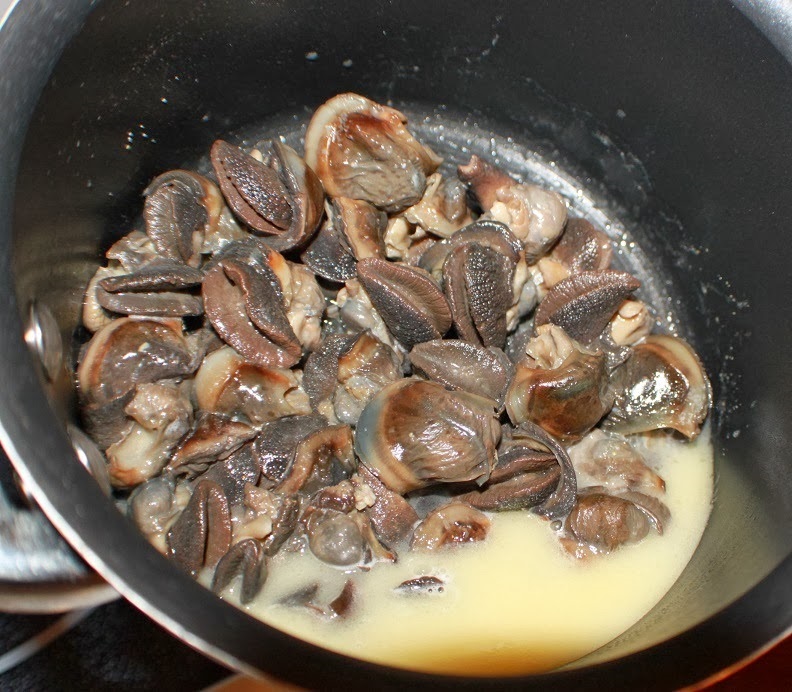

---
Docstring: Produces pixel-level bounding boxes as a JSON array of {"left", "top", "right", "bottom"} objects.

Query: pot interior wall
[{"left": 11, "top": 0, "right": 792, "bottom": 674}]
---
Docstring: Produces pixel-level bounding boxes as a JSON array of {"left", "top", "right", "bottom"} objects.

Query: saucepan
[{"left": 0, "top": 0, "right": 791, "bottom": 689}]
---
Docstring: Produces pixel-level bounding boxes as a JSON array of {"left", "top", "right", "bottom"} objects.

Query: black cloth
[{"left": 0, "top": 600, "right": 228, "bottom": 691}]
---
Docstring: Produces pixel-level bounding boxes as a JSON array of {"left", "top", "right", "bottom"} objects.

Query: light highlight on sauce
[{"left": 241, "top": 429, "right": 713, "bottom": 676}]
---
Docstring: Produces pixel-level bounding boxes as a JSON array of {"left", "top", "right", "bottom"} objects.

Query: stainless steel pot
[{"left": 1, "top": 1, "right": 791, "bottom": 689}]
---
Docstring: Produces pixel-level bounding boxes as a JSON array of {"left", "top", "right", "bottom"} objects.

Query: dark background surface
[
  {"left": 0, "top": 598, "right": 788, "bottom": 690},
  {"left": 0, "top": 602, "right": 228, "bottom": 691},
  {"left": 711, "top": 638, "right": 792, "bottom": 691}
]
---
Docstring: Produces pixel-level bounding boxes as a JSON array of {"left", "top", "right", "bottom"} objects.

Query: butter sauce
[{"left": 240, "top": 428, "right": 712, "bottom": 676}]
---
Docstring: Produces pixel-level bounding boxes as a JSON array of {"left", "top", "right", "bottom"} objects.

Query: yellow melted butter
[{"left": 243, "top": 430, "right": 713, "bottom": 676}]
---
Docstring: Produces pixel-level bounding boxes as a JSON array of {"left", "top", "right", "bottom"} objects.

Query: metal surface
[
  {"left": 66, "top": 425, "right": 112, "bottom": 497},
  {"left": 23, "top": 301, "right": 63, "bottom": 383},
  {"left": 0, "top": 0, "right": 116, "bottom": 615},
  {"left": 0, "top": 0, "right": 791, "bottom": 689},
  {"left": 733, "top": 0, "right": 792, "bottom": 65},
  {"left": 0, "top": 449, "right": 116, "bottom": 613}
]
